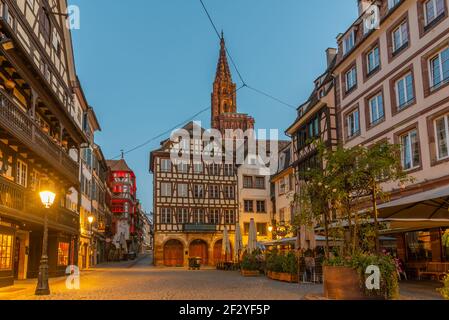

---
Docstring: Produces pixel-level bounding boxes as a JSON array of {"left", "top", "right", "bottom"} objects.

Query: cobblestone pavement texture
[{"left": 0, "top": 255, "right": 444, "bottom": 300}]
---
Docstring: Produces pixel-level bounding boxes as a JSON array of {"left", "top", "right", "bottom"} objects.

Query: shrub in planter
[
  {"left": 266, "top": 251, "right": 298, "bottom": 282},
  {"left": 266, "top": 251, "right": 284, "bottom": 273},
  {"left": 438, "top": 275, "right": 449, "bottom": 300},
  {"left": 282, "top": 252, "right": 298, "bottom": 275},
  {"left": 325, "top": 253, "right": 399, "bottom": 300},
  {"left": 241, "top": 251, "right": 262, "bottom": 274}
]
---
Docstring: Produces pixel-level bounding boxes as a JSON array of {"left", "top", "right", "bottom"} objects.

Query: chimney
[
  {"left": 326, "top": 48, "right": 337, "bottom": 67},
  {"left": 358, "top": 0, "right": 372, "bottom": 16}
]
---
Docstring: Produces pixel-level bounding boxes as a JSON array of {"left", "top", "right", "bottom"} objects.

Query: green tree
[{"left": 357, "top": 142, "right": 411, "bottom": 252}]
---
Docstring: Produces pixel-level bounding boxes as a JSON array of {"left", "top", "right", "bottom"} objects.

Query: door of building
[
  {"left": 189, "top": 240, "right": 208, "bottom": 265},
  {"left": 164, "top": 240, "right": 184, "bottom": 267}
]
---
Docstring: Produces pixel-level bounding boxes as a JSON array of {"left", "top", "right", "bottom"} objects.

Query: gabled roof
[{"left": 106, "top": 159, "right": 133, "bottom": 172}]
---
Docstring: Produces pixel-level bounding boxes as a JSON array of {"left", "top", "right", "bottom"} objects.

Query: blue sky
[{"left": 69, "top": 0, "right": 357, "bottom": 211}]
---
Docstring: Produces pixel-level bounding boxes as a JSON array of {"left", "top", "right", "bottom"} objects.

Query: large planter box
[
  {"left": 323, "top": 266, "right": 386, "bottom": 300},
  {"left": 267, "top": 271, "right": 299, "bottom": 283},
  {"left": 241, "top": 270, "right": 260, "bottom": 277}
]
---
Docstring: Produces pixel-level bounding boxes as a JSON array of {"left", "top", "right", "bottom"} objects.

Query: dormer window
[{"left": 343, "top": 30, "right": 355, "bottom": 55}]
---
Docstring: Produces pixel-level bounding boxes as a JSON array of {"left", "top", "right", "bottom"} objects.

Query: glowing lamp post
[
  {"left": 35, "top": 191, "right": 56, "bottom": 296},
  {"left": 88, "top": 215, "right": 94, "bottom": 268},
  {"left": 268, "top": 225, "right": 274, "bottom": 240}
]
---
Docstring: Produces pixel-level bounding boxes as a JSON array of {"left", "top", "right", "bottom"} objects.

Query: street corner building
[
  {"left": 0, "top": 0, "right": 86, "bottom": 287},
  {"left": 149, "top": 35, "right": 255, "bottom": 268}
]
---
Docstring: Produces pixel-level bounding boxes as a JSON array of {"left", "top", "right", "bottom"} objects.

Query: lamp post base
[{"left": 35, "top": 256, "right": 50, "bottom": 296}]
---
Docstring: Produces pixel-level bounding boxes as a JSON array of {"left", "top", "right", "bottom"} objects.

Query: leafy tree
[
  {"left": 356, "top": 142, "right": 411, "bottom": 252},
  {"left": 293, "top": 141, "right": 411, "bottom": 256}
]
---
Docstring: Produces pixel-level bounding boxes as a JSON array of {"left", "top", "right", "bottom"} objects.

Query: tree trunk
[
  {"left": 372, "top": 186, "right": 380, "bottom": 253},
  {"left": 323, "top": 205, "right": 330, "bottom": 260}
]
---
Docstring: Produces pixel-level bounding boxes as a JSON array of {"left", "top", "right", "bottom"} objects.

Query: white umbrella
[
  {"left": 247, "top": 218, "right": 258, "bottom": 254},
  {"left": 234, "top": 224, "right": 243, "bottom": 262},
  {"left": 300, "top": 225, "right": 317, "bottom": 250},
  {"left": 120, "top": 233, "right": 128, "bottom": 254},
  {"left": 222, "top": 226, "right": 231, "bottom": 262}
]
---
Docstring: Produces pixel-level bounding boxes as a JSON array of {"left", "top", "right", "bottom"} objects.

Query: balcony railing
[
  {"left": 112, "top": 192, "right": 135, "bottom": 201},
  {"left": 0, "top": 176, "right": 25, "bottom": 211},
  {"left": 0, "top": 176, "right": 79, "bottom": 231},
  {"left": 0, "top": 90, "right": 79, "bottom": 184}
]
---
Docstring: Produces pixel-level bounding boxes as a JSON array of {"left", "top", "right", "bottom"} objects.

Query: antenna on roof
[{"left": 120, "top": 150, "right": 124, "bottom": 159}]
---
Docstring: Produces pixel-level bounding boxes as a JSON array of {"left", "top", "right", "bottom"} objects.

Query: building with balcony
[
  {"left": 91, "top": 144, "right": 111, "bottom": 265},
  {"left": 106, "top": 157, "right": 137, "bottom": 260},
  {"left": 0, "top": 0, "right": 87, "bottom": 287},
  {"left": 75, "top": 82, "right": 101, "bottom": 270}
]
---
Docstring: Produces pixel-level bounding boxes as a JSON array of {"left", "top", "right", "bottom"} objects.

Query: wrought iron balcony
[
  {"left": 0, "top": 176, "right": 24, "bottom": 211},
  {"left": 0, "top": 90, "right": 79, "bottom": 185},
  {"left": 0, "top": 176, "right": 79, "bottom": 232},
  {"left": 112, "top": 192, "right": 135, "bottom": 201}
]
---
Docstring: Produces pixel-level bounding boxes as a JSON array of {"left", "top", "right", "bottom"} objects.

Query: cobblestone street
[{"left": 0, "top": 255, "right": 443, "bottom": 300}]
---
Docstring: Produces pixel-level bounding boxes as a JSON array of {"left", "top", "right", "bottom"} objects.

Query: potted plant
[
  {"left": 266, "top": 250, "right": 284, "bottom": 280},
  {"left": 240, "top": 251, "right": 261, "bottom": 277},
  {"left": 266, "top": 251, "right": 298, "bottom": 283},
  {"left": 279, "top": 252, "right": 298, "bottom": 283},
  {"left": 324, "top": 253, "right": 399, "bottom": 300},
  {"left": 438, "top": 274, "right": 449, "bottom": 300}
]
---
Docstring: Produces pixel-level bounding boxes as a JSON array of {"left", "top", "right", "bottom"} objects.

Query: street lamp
[
  {"left": 88, "top": 215, "right": 94, "bottom": 268},
  {"left": 35, "top": 190, "right": 56, "bottom": 296}
]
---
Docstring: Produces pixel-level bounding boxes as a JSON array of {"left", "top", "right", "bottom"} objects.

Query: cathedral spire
[
  {"left": 211, "top": 34, "right": 254, "bottom": 134},
  {"left": 215, "top": 32, "right": 232, "bottom": 83}
]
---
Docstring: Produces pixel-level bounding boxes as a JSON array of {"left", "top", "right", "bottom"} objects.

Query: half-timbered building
[
  {"left": 0, "top": 0, "right": 86, "bottom": 287},
  {"left": 150, "top": 36, "right": 251, "bottom": 267},
  {"left": 286, "top": 48, "right": 339, "bottom": 183},
  {"left": 150, "top": 121, "right": 239, "bottom": 267}
]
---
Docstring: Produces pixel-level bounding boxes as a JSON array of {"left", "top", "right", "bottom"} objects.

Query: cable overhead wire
[
  {"left": 111, "top": 1, "right": 297, "bottom": 159},
  {"left": 198, "top": 0, "right": 297, "bottom": 111},
  {"left": 111, "top": 85, "right": 245, "bottom": 159},
  {"left": 199, "top": 0, "right": 246, "bottom": 86}
]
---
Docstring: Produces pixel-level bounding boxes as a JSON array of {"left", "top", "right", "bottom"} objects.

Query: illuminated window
[
  {"left": 57, "top": 242, "right": 69, "bottom": 266},
  {"left": 0, "top": 234, "right": 13, "bottom": 270}
]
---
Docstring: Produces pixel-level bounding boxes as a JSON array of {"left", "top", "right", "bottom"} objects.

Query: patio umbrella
[
  {"left": 234, "top": 224, "right": 243, "bottom": 262},
  {"left": 222, "top": 226, "right": 231, "bottom": 262},
  {"left": 300, "top": 225, "right": 316, "bottom": 250},
  {"left": 378, "top": 185, "right": 449, "bottom": 220},
  {"left": 247, "top": 218, "right": 258, "bottom": 254}
]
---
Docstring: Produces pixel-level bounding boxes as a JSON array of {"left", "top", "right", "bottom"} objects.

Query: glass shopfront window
[
  {"left": 58, "top": 242, "right": 70, "bottom": 266},
  {"left": 0, "top": 233, "right": 13, "bottom": 270},
  {"left": 405, "top": 231, "right": 432, "bottom": 262}
]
